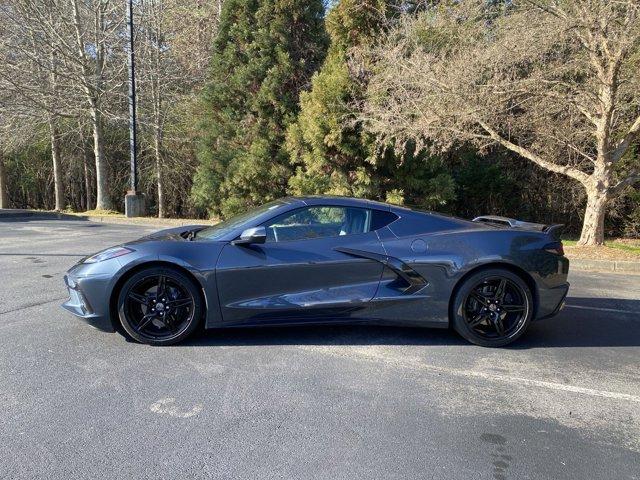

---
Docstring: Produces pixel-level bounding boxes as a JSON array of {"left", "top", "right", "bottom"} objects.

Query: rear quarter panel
[{"left": 377, "top": 223, "right": 568, "bottom": 326}]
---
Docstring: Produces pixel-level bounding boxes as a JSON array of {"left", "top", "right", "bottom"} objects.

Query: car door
[{"left": 215, "top": 205, "right": 388, "bottom": 325}]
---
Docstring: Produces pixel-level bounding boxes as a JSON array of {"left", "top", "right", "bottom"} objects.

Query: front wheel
[
  {"left": 117, "top": 266, "right": 203, "bottom": 345},
  {"left": 451, "top": 268, "right": 533, "bottom": 347}
]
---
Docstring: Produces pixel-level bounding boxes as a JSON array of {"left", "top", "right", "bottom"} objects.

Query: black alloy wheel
[
  {"left": 452, "top": 268, "right": 533, "bottom": 347},
  {"left": 117, "top": 267, "right": 203, "bottom": 345}
]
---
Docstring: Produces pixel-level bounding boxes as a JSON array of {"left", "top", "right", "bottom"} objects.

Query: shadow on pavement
[
  {"left": 516, "top": 296, "right": 639, "bottom": 349},
  {"left": 0, "top": 253, "right": 89, "bottom": 257},
  {"left": 0, "top": 211, "right": 90, "bottom": 223},
  {"left": 182, "top": 296, "right": 640, "bottom": 349}
]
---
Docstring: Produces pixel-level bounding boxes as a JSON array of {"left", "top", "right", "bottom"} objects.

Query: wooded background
[{"left": 0, "top": 0, "right": 638, "bottom": 245}]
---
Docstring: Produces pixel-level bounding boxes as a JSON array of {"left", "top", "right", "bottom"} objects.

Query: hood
[{"left": 130, "top": 224, "right": 210, "bottom": 244}]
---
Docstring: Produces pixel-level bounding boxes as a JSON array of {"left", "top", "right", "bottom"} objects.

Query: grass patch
[
  {"left": 562, "top": 238, "right": 640, "bottom": 256},
  {"left": 81, "top": 209, "right": 122, "bottom": 216},
  {"left": 609, "top": 242, "right": 640, "bottom": 255},
  {"left": 63, "top": 208, "right": 122, "bottom": 216}
]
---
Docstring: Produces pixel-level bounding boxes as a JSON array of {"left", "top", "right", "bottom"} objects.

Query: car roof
[{"left": 287, "top": 195, "right": 393, "bottom": 211}]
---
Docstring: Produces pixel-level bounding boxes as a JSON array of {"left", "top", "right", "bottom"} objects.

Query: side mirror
[{"left": 232, "top": 226, "right": 267, "bottom": 246}]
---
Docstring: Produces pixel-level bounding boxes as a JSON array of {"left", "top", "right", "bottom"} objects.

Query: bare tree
[
  {"left": 0, "top": 149, "right": 7, "bottom": 209},
  {"left": 68, "top": 0, "right": 125, "bottom": 210},
  {"left": 0, "top": 3, "right": 11, "bottom": 209},
  {"left": 0, "top": 1, "right": 73, "bottom": 210},
  {"left": 47, "top": 50, "right": 65, "bottom": 210},
  {"left": 1, "top": 0, "right": 126, "bottom": 211},
  {"left": 137, "top": 0, "right": 177, "bottom": 218},
  {"left": 361, "top": 0, "right": 640, "bottom": 245},
  {"left": 136, "top": 0, "right": 222, "bottom": 217}
]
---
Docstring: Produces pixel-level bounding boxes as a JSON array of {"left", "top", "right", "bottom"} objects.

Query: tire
[
  {"left": 451, "top": 268, "right": 533, "bottom": 347},
  {"left": 117, "top": 266, "right": 203, "bottom": 346}
]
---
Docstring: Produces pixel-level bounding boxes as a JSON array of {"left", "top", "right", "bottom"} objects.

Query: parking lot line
[
  {"left": 300, "top": 345, "right": 640, "bottom": 404},
  {"left": 564, "top": 304, "right": 639, "bottom": 315}
]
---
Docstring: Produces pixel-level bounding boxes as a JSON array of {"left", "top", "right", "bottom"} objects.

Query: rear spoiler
[{"left": 472, "top": 216, "right": 564, "bottom": 239}]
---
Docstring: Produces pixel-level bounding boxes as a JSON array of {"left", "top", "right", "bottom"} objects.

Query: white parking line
[
  {"left": 300, "top": 345, "right": 640, "bottom": 404},
  {"left": 564, "top": 304, "right": 639, "bottom": 315}
]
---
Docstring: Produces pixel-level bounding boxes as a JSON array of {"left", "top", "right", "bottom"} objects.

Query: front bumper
[{"left": 61, "top": 273, "right": 115, "bottom": 332}]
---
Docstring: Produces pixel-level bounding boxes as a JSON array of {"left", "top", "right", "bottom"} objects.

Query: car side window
[
  {"left": 371, "top": 210, "right": 399, "bottom": 230},
  {"left": 264, "top": 206, "right": 373, "bottom": 242}
]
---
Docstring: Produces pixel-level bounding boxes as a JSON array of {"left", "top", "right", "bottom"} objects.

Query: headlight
[{"left": 83, "top": 246, "right": 134, "bottom": 264}]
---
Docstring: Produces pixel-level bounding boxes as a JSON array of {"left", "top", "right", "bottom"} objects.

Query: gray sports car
[{"left": 62, "top": 196, "right": 569, "bottom": 347}]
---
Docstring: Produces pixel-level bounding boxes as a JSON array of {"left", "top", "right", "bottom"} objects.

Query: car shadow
[
  {"left": 514, "top": 296, "right": 640, "bottom": 349},
  {"left": 181, "top": 296, "right": 640, "bottom": 349}
]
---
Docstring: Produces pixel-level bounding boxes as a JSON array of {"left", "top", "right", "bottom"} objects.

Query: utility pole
[{"left": 125, "top": 0, "right": 145, "bottom": 217}]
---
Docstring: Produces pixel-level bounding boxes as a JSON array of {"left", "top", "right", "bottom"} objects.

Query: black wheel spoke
[
  {"left": 492, "top": 317, "right": 506, "bottom": 336},
  {"left": 128, "top": 292, "right": 149, "bottom": 305},
  {"left": 166, "top": 313, "right": 179, "bottom": 333},
  {"left": 157, "top": 275, "right": 166, "bottom": 297},
  {"left": 468, "top": 313, "right": 486, "bottom": 327},
  {"left": 494, "top": 279, "right": 507, "bottom": 301},
  {"left": 170, "top": 297, "right": 192, "bottom": 309},
  {"left": 470, "top": 291, "right": 489, "bottom": 307},
  {"left": 136, "top": 314, "right": 155, "bottom": 332},
  {"left": 502, "top": 304, "right": 525, "bottom": 312}
]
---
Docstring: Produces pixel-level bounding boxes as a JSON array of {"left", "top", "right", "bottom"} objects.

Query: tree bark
[
  {"left": 90, "top": 106, "right": 111, "bottom": 210},
  {"left": 83, "top": 144, "right": 92, "bottom": 211},
  {"left": 48, "top": 119, "right": 64, "bottom": 211},
  {"left": 0, "top": 152, "right": 8, "bottom": 209},
  {"left": 578, "top": 188, "right": 608, "bottom": 246},
  {"left": 154, "top": 126, "right": 165, "bottom": 218},
  {"left": 47, "top": 47, "right": 64, "bottom": 212},
  {"left": 79, "top": 124, "right": 93, "bottom": 211}
]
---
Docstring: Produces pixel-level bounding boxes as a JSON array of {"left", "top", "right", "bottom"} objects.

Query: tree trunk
[
  {"left": 154, "top": 128, "right": 165, "bottom": 218},
  {"left": 47, "top": 48, "right": 64, "bottom": 212},
  {"left": 578, "top": 188, "right": 608, "bottom": 246},
  {"left": 49, "top": 119, "right": 64, "bottom": 211},
  {"left": 83, "top": 146, "right": 92, "bottom": 211},
  {"left": 91, "top": 107, "right": 112, "bottom": 211},
  {"left": 80, "top": 125, "right": 93, "bottom": 211},
  {"left": 0, "top": 152, "right": 8, "bottom": 209}
]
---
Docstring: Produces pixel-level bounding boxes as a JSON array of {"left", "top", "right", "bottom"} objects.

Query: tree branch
[
  {"left": 477, "top": 120, "right": 591, "bottom": 185},
  {"left": 610, "top": 171, "right": 640, "bottom": 197},
  {"left": 611, "top": 114, "right": 640, "bottom": 162}
]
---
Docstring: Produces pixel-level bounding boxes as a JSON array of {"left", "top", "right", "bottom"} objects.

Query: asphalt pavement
[{"left": 0, "top": 216, "right": 638, "bottom": 479}]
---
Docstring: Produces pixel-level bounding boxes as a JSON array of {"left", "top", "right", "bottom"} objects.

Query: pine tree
[
  {"left": 287, "top": 0, "right": 455, "bottom": 210},
  {"left": 192, "top": 0, "right": 328, "bottom": 218}
]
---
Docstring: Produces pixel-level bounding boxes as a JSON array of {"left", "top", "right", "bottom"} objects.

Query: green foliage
[
  {"left": 286, "top": 0, "right": 384, "bottom": 199},
  {"left": 450, "top": 150, "right": 520, "bottom": 218},
  {"left": 287, "top": 0, "right": 456, "bottom": 210},
  {"left": 5, "top": 137, "right": 53, "bottom": 209},
  {"left": 192, "top": 0, "right": 328, "bottom": 218},
  {"left": 623, "top": 190, "right": 640, "bottom": 237}
]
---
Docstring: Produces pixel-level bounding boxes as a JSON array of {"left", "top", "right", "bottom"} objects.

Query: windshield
[{"left": 194, "top": 200, "right": 286, "bottom": 241}]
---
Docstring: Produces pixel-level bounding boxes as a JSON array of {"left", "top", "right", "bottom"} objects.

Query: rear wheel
[
  {"left": 452, "top": 268, "right": 533, "bottom": 347},
  {"left": 117, "top": 266, "right": 203, "bottom": 345}
]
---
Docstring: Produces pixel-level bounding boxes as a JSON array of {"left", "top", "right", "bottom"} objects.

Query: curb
[
  {"left": 0, "top": 209, "right": 80, "bottom": 221},
  {"left": 569, "top": 258, "right": 640, "bottom": 274},
  {"left": 82, "top": 215, "right": 211, "bottom": 228},
  {"left": 0, "top": 209, "right": 215, "bottom": 228}
]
